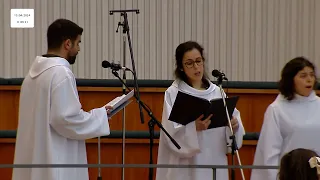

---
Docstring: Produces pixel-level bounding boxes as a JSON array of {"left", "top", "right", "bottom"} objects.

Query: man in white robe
[
  {"left": 156, "top": 80, "right": 246, "bottom": 180},
  {"left": 250, "top": 91, "right": 320, "bottom": 180},
  {"left": 12, "top": 19, "right": 111, "bottom": 180}
]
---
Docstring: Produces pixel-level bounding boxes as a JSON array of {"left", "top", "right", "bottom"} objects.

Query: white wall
[{"left": 1, "top": 0, "right": 320, "bottom": 81}]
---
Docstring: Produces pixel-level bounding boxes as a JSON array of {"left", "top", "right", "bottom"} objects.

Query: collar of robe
[
  {"left": 279, "top": 91, "right": 318, "bottom": 103},
  {"left": 173, "top": 79, "right": 217, "bottom": 96},
  {"left": 28, "top": 56, "right": 71, "bottom": 78},
  {"left": 294, "top": 91, "right": 318, "bottom": 102}
]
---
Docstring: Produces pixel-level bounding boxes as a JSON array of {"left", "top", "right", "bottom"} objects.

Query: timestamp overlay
[{"left": 11, "top": 9, "right": 34, "bottom": 28}]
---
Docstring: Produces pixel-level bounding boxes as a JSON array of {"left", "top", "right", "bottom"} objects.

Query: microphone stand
[
  {"left": 216, "top": 76, "right": 245, "bottom": 180},
  {"left": 111, "top": 69, "right": 181, "bottom": 180},
  {"left": 114, "top": 21, "right": 128, "bottom": 180},
  {"left": 97, "top": 136, "right": 101, "bottom": 180},
  {"left": 110, "top": 9, "right": 145, "bottom": 125},
  {"left": 121, "top": 28, "right": 126, "bottom": 180}
]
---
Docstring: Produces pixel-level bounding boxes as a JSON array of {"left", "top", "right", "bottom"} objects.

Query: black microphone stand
[
  {"left": 111, "top": 69, "right": 181, "bottom": 180},
  {"left": 97, "top": 136, "right": 101, "bottom": 180},
  {"left": 215, "top": 76, "right": 245, "bottom": 180},
  {"left": 114, "top": 19, "right": 128, "bottom": 180},
  {"left": 110, "top": 9, "right": 145, "bottom": 125}
]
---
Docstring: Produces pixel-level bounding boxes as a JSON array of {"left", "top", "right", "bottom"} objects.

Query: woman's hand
[
  {"left": 230, "top": 116, "right": 239, "bottom": 132},
  {"left": 195, "top": 114, "right": 213, "bottom": 131}
]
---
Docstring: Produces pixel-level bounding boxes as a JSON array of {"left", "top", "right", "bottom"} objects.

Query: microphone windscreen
[
  {"left": 102, "top": 61, "right": 111, "bottom": 68},
  {"left": 212, "top": 69, "right": 221, "bottom": 77}
]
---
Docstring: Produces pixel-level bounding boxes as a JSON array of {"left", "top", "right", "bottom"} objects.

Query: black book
[{"left": 168, "top": 91, "right": 239, "bottom": 129}]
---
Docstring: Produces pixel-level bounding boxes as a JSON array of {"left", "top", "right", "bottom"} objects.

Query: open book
[
  {"left": 105, "top": 90, "right": 134, "bottom": 117},
  {"left": 168, "top": 91, "right": 239, "bottom": 129}
]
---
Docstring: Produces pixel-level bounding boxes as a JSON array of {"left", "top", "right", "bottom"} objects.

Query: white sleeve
[
  {"left": 160, "top": 91, "right": 200, "bottom": 158},
  {"left": 49, "top": 77, "right": 110, "bottom": 140},
  {"left": 225, "top": 107, "right": 246, "bottom": 153},
  {"left": 250, "top": 105, "right": 283, "bottom": 180}
]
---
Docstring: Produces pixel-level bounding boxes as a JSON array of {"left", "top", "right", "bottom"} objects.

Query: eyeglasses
[{"left": 184, "top": 58, "right": 204, "bottom": 68}]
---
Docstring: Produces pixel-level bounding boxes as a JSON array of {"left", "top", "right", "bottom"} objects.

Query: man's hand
[{"left": 105, "top": 106, "right": 113, "bottom": 115}]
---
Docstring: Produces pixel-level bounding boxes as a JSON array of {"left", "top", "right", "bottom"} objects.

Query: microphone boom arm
[
  {"left": 110, "top": 69, "right": 180, "bottom": 180},
  {"left": 110, "top": 70, "right": 180, "bottom": 149}
]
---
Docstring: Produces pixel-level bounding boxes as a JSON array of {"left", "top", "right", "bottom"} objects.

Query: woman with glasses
[{"left": 155, "top": 41, "right": 245, "bottom": 180}]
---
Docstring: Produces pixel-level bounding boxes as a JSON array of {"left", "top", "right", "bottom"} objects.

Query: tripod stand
[
  {"left": 109, "top": 9, "right": 141, "bottom": 180},
  {"left": 109, "top": 9, "right": 180, "bottom": 180},
  {"left": 215, "top": 75, "right": 245, "bottom": 180}
]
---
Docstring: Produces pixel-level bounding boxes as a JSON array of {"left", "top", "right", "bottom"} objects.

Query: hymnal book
[
  {"left": 105, "top": 90, "right": 134, "bottom": 117},
  {"left": 168, "top": 91, "right": 239, "bottom": 129}
]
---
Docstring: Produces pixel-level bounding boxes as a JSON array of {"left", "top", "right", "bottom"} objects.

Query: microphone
[
  {"left": 212, "top": 69, "right": 228, "bottom": 80},
  {"left": 102, "top": 60, "right": 129, "bottom": 71}
]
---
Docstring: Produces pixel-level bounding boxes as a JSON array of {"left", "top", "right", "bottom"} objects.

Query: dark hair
[
  {"left": 174, "top": 41, "right": 209, "bottom": 86},
  {"left": 278, "top": 56, "right": 317, "bottom": 100},
  {"left": 47, "top": 19, "right": 83, "bottom": 50},
  {"left": 278, "top": 148, "right": 319, "bottom": 180}
]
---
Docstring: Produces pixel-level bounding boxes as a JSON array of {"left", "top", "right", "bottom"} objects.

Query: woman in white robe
[
  {"left": 251, "top": 57, "right": 320, "bottom": 180},
  {"left": 155, "top": 41, "right": 246, "bottom": 180}
]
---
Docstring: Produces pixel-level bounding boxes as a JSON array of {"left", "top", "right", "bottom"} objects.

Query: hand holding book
[
  {"left": 105, "top": 105, "right": 113, "bottom": 116},
  {"left": 104, "top": 90, "right": 134, "bottom": 118},
  {"left": 168, "top": 91, "right": 239, "bottom": 130},
  {"left": 195, "top": 114, "right": 213, "bottom": 131},
  {"left": 230, "top": 116, "right": 239, "bottom": 132}
]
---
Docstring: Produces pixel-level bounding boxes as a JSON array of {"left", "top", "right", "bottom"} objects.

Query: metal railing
[{"left": 2, "top": 164, "right": 279, "bottom": 180}]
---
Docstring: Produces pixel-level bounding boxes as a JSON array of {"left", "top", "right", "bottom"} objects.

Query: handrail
[
  {"left": 0, "top": 163, "right": 278, "bottom": 169},
  {"left": 0, "top": 130, "right": 260, "bottom": 140}
]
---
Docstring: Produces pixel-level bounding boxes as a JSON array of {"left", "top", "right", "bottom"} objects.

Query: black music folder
[{"left": 168, "top": 91, "right": 239, "bottom": 129}]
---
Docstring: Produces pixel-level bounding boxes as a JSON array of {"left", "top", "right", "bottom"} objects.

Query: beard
[
  {"left": 67, "top": 53, "right": 77, "bottom": 65},
  {"left": 67, "top": 55, "right": 77, "bottom": 64}
]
